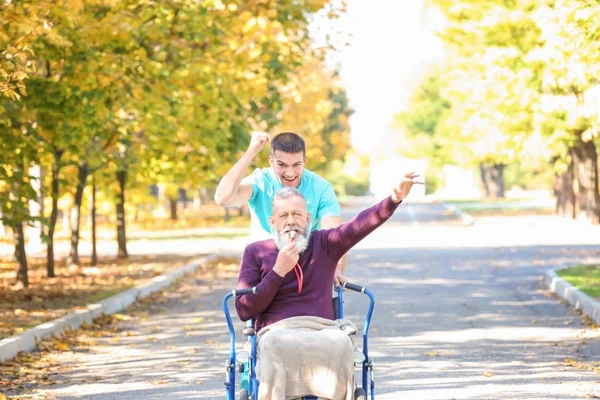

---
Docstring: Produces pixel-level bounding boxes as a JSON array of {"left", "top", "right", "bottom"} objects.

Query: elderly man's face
[{"left": 269, "top": 195, "right": 311, "bottom": 251}]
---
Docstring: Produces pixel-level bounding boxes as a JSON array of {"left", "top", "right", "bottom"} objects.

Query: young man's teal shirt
[{"left": 243, "top": 167, "right": 341, "bottom": 242}]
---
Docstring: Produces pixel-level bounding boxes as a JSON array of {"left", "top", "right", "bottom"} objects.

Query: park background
[{"left": 0, "top": 0, "right": 599, "bottom": 370}]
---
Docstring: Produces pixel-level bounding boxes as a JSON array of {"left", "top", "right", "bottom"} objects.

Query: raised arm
[
  {"left": 214, "top": 131, "right": 269, "bottom": 206},
  {"left": 326, "top": 172, "right": 423, "bottom": 260}
]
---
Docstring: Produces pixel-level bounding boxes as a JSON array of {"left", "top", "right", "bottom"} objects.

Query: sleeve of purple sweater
[
  {"left": 326, "top": 196, "right": 401, "bottom": 260},
  {"left": 235, "top": 245, "right": 284, "bottom": 322}
]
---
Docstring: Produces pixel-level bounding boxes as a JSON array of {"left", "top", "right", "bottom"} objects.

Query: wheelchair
[{"left": 223, "top": 282, "right": 376, "bottom": 400}]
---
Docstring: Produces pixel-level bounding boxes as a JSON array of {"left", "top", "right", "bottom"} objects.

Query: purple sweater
[{"left": 235, "top": 196, "right": 400, "bottom": 331}]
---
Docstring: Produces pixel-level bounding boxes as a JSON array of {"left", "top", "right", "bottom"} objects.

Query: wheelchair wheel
[
  {"left": 354, "top": 387, "right": 367, "bottom": 400},
  {"left": 239, "top": 389, "right": 249, "bottom": 400}
]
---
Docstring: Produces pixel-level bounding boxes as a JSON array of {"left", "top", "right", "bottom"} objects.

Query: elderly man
[
  {"left": 235, "top": 172, "right": 422, "bottom": 400},
  {"left": 216, "top": 131, "right": 349, "bottom": 316}
]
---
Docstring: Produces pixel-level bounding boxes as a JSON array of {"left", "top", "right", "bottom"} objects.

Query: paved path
[{"left": 6, "top": 201, "right": 600, "bottom": 399}]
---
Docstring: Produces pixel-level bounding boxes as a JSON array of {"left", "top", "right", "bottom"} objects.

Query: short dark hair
[{"left": 271, "top": 132, "right": 306, "bottom": 157}]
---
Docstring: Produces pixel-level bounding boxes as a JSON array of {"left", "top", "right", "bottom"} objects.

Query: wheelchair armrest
[{"left": 243, "top": 327, "right": 256, "bottom": 337}]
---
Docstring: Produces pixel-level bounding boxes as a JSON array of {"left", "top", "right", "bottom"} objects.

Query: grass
[
  {"left": 557, "top": 264, "right": 600, "bottom": 300},
  {"left": 443, "top": 197, "right": 555, "bottom": 217},
  {"left": 444, "top": 197, "right": 534, "bottom": 204},
  {"left": 464, "top": 208, "right": 556, "bottom": 217},
  {"left": 0, "top": 203, "right": 250, "bottom": 244},
  {"left": 138, "top": 231, "right": 249, "bottom": 242}
]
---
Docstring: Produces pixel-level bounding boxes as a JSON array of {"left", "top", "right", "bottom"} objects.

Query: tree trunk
[
  {"left": 39, "top": 165, "right": 45, "bottom": 237},
  {"left": 570, "top": 135, "right": 600, "bottom": 224},
  {"left": 68, "top": 162, "right": 89, "bottom": 266},
  {"left": 91, "top": 178, "right": 98, "bottom": 266},
  {"left": 13, "top": 221, "right": 29, "bottom": 288},
  {"left": 47, "top": 151, "right": 63, "bottom": 278},
  {"left": 116, "top": 169, "right": 128, "bottom": 259},
  {"left": 554, "top": 161, "right": 576, "bottom": 219},
  {"left": 199, "top": 187, "right": 211, "bottom": 204},
  {"left": 224, "top": 206, "right": 230, "bottom": 223},
  {"left": 169, "top": 196, "right": 178, "bottom": 221},
  {"left": 479, "top": 162, "right": 505, "bottom": 199}
]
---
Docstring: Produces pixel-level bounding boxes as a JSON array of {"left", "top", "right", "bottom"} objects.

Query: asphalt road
[{"left": 6, "top": 200, "right": 600, "bottom": 400}]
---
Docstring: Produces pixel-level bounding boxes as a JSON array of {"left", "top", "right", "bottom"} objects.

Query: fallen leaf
[{"left": 55, "top": 342, "right": 69, "bottom": 351}]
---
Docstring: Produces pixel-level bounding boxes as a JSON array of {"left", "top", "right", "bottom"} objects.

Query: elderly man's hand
[
  {"left": 391, "top": 171, "right": 424, "bottom": 203},
  {"left": 273, "top": 241, "right": 300, "bottom": 277},
  {"left": 334, "top": 268, "right": 347, "bottom": 289}
]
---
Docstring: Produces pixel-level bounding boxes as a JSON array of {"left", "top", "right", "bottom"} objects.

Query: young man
[
  {"left": 214, "top": 131, "right": 348, "bottom": 287},
  {"left": 235, "top": 172, "right": 423, "bottom": 400}
]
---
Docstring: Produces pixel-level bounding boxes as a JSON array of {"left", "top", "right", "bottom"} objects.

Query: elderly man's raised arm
[
  {"left": 325, "top": 196, "right": 400, "bottom": 261},
  {"left": 235, "top": 246, "right": 284, "bottom": 321},
  {"left": 325, "top": 172, "right": 423, "bottom": 260}
]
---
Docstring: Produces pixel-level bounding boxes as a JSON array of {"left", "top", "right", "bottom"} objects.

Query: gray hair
[{"left": 272, "top": 187, "right": 306, "bottom": 208}]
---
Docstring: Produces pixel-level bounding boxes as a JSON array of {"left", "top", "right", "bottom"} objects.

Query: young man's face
[{"left": 269, "top": 150, "right": 306, "bottom": 188}]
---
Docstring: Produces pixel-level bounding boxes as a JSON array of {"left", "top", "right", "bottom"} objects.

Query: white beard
[{"left": 274, "top": 227, "right": 310, "bottom": 253}]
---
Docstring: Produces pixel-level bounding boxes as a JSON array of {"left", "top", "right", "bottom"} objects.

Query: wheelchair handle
[
  {"left": 232, "top": 287, "right": 257, "bottom": 296},
  {"left": 343, "top": 282, "right": 366, "bottom": 293}
]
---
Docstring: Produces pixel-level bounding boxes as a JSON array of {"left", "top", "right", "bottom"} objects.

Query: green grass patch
[
  {"left": 135, "top": 232, "right": 249, "bottom": 242},
  {"left": 444, "top": 198, "right": 532, "bottom": 204},
  {"left": 444, "top": 198, "right": 555, "bottom": 216},
  {"left": 557, "top": 264, "right": 600, "bottom": 300},
  {"left": 86, "top": 288, "right": 128, "bottom": 304},
  {"left": 465, "top": 208, "right": 555, "bottom": 217}
]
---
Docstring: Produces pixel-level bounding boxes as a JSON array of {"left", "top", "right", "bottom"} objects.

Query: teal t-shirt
[{"left": 244, "top": 167, "right": 341, "bottom": 242}]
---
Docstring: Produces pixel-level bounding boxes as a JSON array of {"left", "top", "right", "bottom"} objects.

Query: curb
[
  {"left": 442, "top": 203, "right": 476, "bottom": 226},
  {"left": 545, "top": 267, "right": 600, "bottom": 325},
  {"left": 0, "top": 251, "right": 241, "bottom": 363}
]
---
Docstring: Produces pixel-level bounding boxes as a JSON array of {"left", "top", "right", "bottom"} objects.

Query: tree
[
  {"left": 0, "top": 2, "right": 53, "bottom": 99},
  {"left": 529, "top": 1, "right": 600, "bottom": 223},
  {"left": 393, "top": 64, "right": 453, "bottom": 193},
  {"left": 424, "top": 0, "right": 543, "bottom": 198}
]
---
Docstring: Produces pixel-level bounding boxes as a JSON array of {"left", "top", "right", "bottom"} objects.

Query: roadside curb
[
  {"left": 442, "top": 203, "right": 476, "bottom": 226},
  {"left": 545, "top": 267, "right": 600, "bottom": 325},
  {"left": 0, "top": 251, "right": 241, "bottom": 363}
]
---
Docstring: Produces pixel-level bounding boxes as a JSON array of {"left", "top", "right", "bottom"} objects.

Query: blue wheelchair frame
[{"left": 223, "top": 282, "right": 376, "bottom": 400}]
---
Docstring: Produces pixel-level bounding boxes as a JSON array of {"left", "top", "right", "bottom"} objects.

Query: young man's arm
[{"left": 214, "top": 131, "right": 268, "bottom": 206}]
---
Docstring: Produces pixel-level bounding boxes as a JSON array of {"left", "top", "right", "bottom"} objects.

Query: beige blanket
[{"left": 256, "top": 316, "right": 357, "bottom": 400}]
